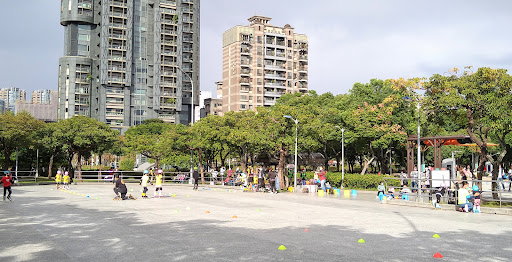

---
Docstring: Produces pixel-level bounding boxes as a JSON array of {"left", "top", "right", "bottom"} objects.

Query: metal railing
[{"left": 382, "top": 177, "right": 511, "bottom": 208}]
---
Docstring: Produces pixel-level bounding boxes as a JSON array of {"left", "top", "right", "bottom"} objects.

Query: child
[
  {"left": 377, "top": 182, "right": 385, "bottom": 199},
  {"left": 63, "top": 171, "right": 70, "bottom": 190},
  {"left": 55, "top": 170, "right": 62, "bottom": 189},
  {"left": 154, "top": 169, "right": 163, "bottom": 197},
  {"left": 140, "top": 170, "right": 150, "bottom": 198},
  {"left": 472, "top": 185, "right": 481, "bottom": 213},
  {"left": 432, "top": 184, "right": 446, "bottom": 209},
  {"left": 401, "top": 184, "right": 411, "bottom": 200},
  {"left": 387, "top": 186, "right": 395, "bottom": 199}
]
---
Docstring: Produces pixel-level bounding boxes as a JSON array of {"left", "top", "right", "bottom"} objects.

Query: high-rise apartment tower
[
  {"left": 221, "top": 16, "right": 308, "bottom": 112},
  {"left": 58, "top": 0, "right": 200, "bottom": 132},
  {"left": 0, "top": 87, "right": 27, "bottom": 112},
  {"left": 32, "top": 90, "right": 53, "bottom": 104}
]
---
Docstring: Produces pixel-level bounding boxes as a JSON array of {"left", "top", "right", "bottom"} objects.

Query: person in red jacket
[{"left": 2, "top": 171, "right": 13, "bottom": 201}]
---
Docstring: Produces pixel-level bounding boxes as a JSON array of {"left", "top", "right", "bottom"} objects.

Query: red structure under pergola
[{"left": 406, "top": 135, "right": 472, "bottom": 176}]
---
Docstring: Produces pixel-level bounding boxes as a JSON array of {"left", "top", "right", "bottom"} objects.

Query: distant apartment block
[
  {"left": 0, "top": 87, "right": 27, "bottom": 112},
  {"left": 32, "top": 89, "right": 52, "bottom": 104},
  {"left": 221, "top": 16, "right": 308, "bottom": 113},
  {"left": 203, "top": 98, "right": 223, "bottom": 117},
  {"left": 16, "top": 91, "right": 58, "bottom": 122},
  {"left": 58, "top": 0, "right": 200, "bottom": 132}
]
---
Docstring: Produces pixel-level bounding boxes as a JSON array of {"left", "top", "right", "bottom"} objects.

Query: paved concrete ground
[{"left": 1, "top": 184, "right": 511, "bottom": 262}]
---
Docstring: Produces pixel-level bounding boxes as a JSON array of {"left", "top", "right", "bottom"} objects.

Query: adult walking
[
  {"left": 268, "top": 168, "right": 277, "bottom": 194},
  {"left": 2, "top": 171, "right": 13, "bottom": 202},
  {"left": 258, "top": 167, "right": 265, "bottom": 192},
  {"left": 193, "top": 167, "right": 199, "bottom": 190}
]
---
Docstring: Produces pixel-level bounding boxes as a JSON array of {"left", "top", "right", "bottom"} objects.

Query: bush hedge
[{"left": 303, "top": 172, "right": 401, "bottom": 190}]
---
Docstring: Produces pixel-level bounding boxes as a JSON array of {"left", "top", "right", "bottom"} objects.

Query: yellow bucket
[
  {"left": 343, "top": 190, "right": 350, "bottom": 198},
  {"left": 288, "top": 187, "right": 294, "bottom": 192},
  {"left": 318, "top": 190, "right": 325, "bottom": 197}
]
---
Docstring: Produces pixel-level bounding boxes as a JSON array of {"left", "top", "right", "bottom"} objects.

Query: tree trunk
[
  {"left": 360, "top": 156, "right": 375, "bottom": 175},
  {"left": 4, "top": 149, "right": 11, "bottom": 170},
  {"left": 155, "top": 158, "right": 160, "bottom": 169},
  {"left": 278, "top": 146, "right": 287, "bottom": 189},
  {"left": 48, "top": 154, "right": 54, "bottom": 178},
  {"left": 77, "top": 152, "right": 83, "bottom": 182},
  {"left": 198, "top": 147, "right": 205, "bottom": 184},
  {"left": 336, "top": 153, "right": 341, "bottom": 172},
  {"left": 98, "top": 154, "right": 103, "bottom": 181}
]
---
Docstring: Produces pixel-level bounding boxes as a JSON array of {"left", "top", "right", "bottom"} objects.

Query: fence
[
  {"left": 74, "top": 171, "right": 241, "bottom": 186},
  {"left": 382, "top": 177, "right": 511, "bottom": 208}
]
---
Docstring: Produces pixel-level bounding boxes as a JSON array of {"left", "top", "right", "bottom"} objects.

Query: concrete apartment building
[
  {"left": 58, "top": 0, "right": 200, "bottom": 132},
  {"left": 0, "top": 87, "right": 27, "bottom": 112},
  {"left": 221, "top": 16, "right": 308, "bottom": 113},
  {"left": 16, "top": 91, "right": 58, "bottom": 122},
  {"left": 32, "top": 89, "right": 52, "bottom": 104}
]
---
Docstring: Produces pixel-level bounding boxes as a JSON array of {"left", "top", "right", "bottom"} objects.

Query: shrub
[{"left": 120, "top": 158, "right": 136, "bottom": 171}]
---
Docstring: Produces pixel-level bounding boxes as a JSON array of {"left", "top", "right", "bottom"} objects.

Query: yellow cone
[
  {"left": 358, "top": 239, "right": 365, "bottom": 243},
  {"left": 278, "top": 245, "right": 287, "bottom": 250},
  {"left": 433, "top": 234, "right": 440, "bottom": 238}
]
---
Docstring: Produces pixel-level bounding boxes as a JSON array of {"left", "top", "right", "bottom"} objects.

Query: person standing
[
  {"left": 55, "top": 170, "right": 62, "bottom": 189},
  {"left": 258, "top": 167, "right": 265, "bottom": 192},
  {"left": 154, "top": 169, "right": 164, "bottom": 197},
  {"left": 2, "top": 171, "right": 13, "bottom": 202},
  {"left": 140, "top": 170, "right": 150, "bottom": 198},
  {"left": 220, "top": 166, "right": 226, "bottom": 185},
  {"left": 318, "top": 167, "right": 327, "bottom": 192},
  {"left": 268, "top": 168, "right": 277, "bottom": 194},
  {"left": 63, "top": 171, "right": 71, "bottom": 190},
  {"left": 193, "top": 167, "right": 199, "bottom": 190}
]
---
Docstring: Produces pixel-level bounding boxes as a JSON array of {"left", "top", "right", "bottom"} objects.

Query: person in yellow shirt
[
  {"left": 55, "top": 170, "right": 62, "bottom": 189},
  {"left": 140, "top": 170, "right": 150, "bottom": 198},
  {"left": 63, "top": 171, "right": 71, "bottom": 190},
  {"left": 154, "top": 169, "right": 163, "bottom": 198}
]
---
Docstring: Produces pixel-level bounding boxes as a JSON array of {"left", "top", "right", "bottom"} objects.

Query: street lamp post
[
  {"left": 335, "top": 126, "right": 345, "bottom": 185},
  {"left": 403, "top": 97, "right": 422, "bottom": 202},
  {"left": 284, "top": 115, "right": 298, "bottom": 191},
  {"left": 177, "top": 66, "right": 195, "bottom": 184}
]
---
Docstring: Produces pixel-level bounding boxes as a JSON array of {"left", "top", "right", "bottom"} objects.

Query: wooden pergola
[{"left": 406, "top": 135, "right": 472, "bottom": 176}]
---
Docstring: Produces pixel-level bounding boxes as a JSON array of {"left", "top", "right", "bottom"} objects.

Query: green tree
[
  {"left": 54, "top": 116, "right": 119, "bottom": 179},
  {"left": 424, "top": 67, "right": 512, "bottom": 197},
  {"left": 0, "top": 112, "right": 45, "bottom": 169}
]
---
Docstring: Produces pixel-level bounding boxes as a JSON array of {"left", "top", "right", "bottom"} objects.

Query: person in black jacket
[
  {"left": 193, "top": 167, "right": 199, "bottom": 190},
  {"left": 268, "top": 168, "right": 277, "bottom": 194},
  {"left": 114, "top": 173, "right": 135, "bottom": 200}
]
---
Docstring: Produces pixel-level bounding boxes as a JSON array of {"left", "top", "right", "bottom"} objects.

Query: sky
[{"left": 1, "top": 0, "right": 511, "bottom": 100}]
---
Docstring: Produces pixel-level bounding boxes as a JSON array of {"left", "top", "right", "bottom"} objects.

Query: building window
[
  {"left": 257, "top": 36, "right": 262, "bottom": 44},
  {"left": 241, "top": 104, "right": 246, "bottom": 109}
]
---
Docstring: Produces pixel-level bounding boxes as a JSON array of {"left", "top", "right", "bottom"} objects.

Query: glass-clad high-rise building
[{"left": 58, "top": 0, "right": 200, "bottom": 132}]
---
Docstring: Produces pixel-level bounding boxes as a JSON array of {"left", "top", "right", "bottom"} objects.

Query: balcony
[
  {"left": 182, "top": 17, "right": 193, "bottom": 23},
  {"left": 106, "top": 111, "right": 124, "bottom": 117},
  {"left": 183, "top": 37, "right": 193, "bottom": 42},
  {"left": 241, "top": 60, "right": 251, "bottom": 67},
  {"left": 241, "top": 48, "right": 251, "bottom": 55},
  {"left": 110, "top": 1, "right": 127, "bottom": 8},
  {"left": 264, "top": 81, "right": 286, "bottom": 88},
  {"left": 110, "top": 12, "right": 127, "bottom": 18},
  {"left": 161, "top": 61, "right": 176, "bottom": 67},
  {"left": 299, "top": 55, "right": 308, "bottom": 61},
  {"left": 298, "top": 66, "right": 308, "bottom": 73},
  {"left": 162, "top": 29, "right": 177, "bottom": 35},
  {"left": 240, "top": 69, "right": 251, "bottom": 76},
  {"left": 109, "top": 44, "right": 126, "bottom": 50},
  {"left": 264, "top": 74, "right": 286, "bottom": 80},
  {"left": 182, "top": 7, "right": 193, "bottom": 13},
  {"left": 108, "top": 77, "right": 125, "bottom": 83},
  {"left": 110, "top": 22, "right": 127, "bottom": 29},
  {"left": 75, "top": 99, "right": 89, "bottom": 105},
  {"left": 264, "top": 91, "right": 285, "bottom": 97},
  {"left": 161, "top": 81, "right": 177, "bottom": 87},
  {"left": 299, "top": 76, "right": 308, "bottom": 81},
  {"left": 161, "top": 40, "right": 176, "bottom": 46},
  {"left": 76, "top": 87, "right": 90, "bottom": 94},
  {"left": 240, "top": 78, "right": 251, "bottom": 85},
  {"left": 109, "top": 33, "right": 126, "bottom": 40},
  {"left": 76, "top": 77, "right": 89, "bottom": 84},
  {"left": 183, "top": 27, "right": 194, "bottom": 33},
  {"left": 160, "top": 0, "right": 176, "bottom": 6},
  {"left": 263, "top": 99, "right": 276, "bottom": 106},
  {"left": 108, "top": 66, "right": 126, "bottom": 72},
  {"left": 162, "top": 19, "right": 177, "bottom": 25},
  {"left": 264, "top": 64, "right": 286, "bottom": 71}
]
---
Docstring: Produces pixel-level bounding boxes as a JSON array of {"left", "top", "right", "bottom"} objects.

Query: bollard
[
  {"left": 378, "top": 191, "right": 384, "bottom": 202},
  {"left": 351, "top": 189, "right": 357, "bottom": 197},
  {"left": 318, "top": 190, "right": 325, "bottom": 197},
  {"left": 344, "top": 190, "right": 350, "bottom": 198},
  {"left": 402, "top": 193, "right": 409, "bottom": 201},
  {"left": 334, "top": 188, "right": 340, "bottom": 195}
]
